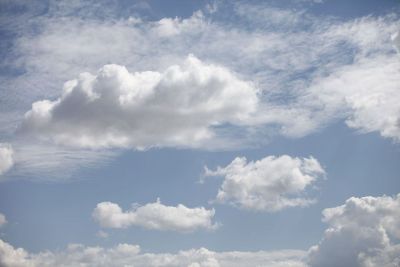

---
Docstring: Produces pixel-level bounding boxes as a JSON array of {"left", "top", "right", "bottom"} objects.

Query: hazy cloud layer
[
  {"left": 308, "top": 194, "right": 400, "bottom": 267},
  {"left": 204, "top": 155, "right": 325, "bottom": 211},
  {"left": 0, "top": 239, "right": 306, "bottom": 267},
  {"left": 93, "top": 199, "right": 218, "bottom": 232}
]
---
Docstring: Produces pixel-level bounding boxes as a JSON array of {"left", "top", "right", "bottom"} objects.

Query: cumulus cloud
[
  {"left": 21, "top": 55, "right": 258, "bottom": 149},
  {"left": 0, "top": 239, "right": 307, "bottom": 267},
  {"left": 0, "top": 143, "right": 14, "bottom": 176},
  {"left": 308, "top": 194, "right": 400, "bottom": 267},
  {"left": 204, "top": 155, "right": 325, "bottom": 211},
  {"left": 92, "top": 199, "right": 218, "bottom": 232},
  {"left": 0, "top": 213, "right": 7, "bottom": 227}
]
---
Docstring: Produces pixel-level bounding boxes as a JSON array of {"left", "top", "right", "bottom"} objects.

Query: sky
[{"left": 0, "top": 0, "right": 400, "bottom": 266}]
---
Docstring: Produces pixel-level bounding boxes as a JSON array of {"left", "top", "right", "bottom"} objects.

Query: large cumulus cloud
[
  {"left": 308, "top": 194, "right": 400, "bottom": 267},
  {"left": 21, "top": 55, "right": 258, "bottom": 149}
]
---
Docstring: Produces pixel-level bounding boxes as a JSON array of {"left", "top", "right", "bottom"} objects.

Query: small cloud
[
  {"left": 204, "top": 155, "right": 325, "bottom": 211},
  {"left": 92, "top": 199, "right": 218, "bottom": 233},
  {"left": 96, "top": 230, "right": 108, "bottom": 239},
  {"left": 0, "top": 213, "right": 7, "bottom": 228}
]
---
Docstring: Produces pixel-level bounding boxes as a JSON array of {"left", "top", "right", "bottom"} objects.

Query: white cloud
[
  {"left": 11, "top": 3, "right": 399, "bottom": 148},
  {"left": 92, "top": 199, "right": 218, "bottom": 232},
  {"left": 204, "top": 155, "right": 325, "bottom": 211},
  {"left": 0, "top": 239, "right": 33, "bottom": 267},
  {"left": 0, "top": 213, "right": 7, "bottom": 227},
  {"left": 308, "top": 194, "right": 400, "bottom": 267},
  {"left": 303, "top": 55, "right": 400, "bottom": 142},
  {"left": 0, "top": 239, "right": 307, "bottom": 267},
  {"left": 0, "top": 143, "right": 14, "bottom": 176},
  {"left": 1, "top": 2, "right": 400, "bottom": 179},
  {"left": 21, "top": 55, "right": 258, "bottom": 149}
]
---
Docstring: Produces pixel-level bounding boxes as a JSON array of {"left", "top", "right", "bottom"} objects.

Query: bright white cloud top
[
  {"left": 308, "top": 194, "right": 400, "bottom": 267},
  {"left": 21, "top": 55, "right": 258, "bottom": 149},
  {"left": 0, "top": 144, "right": 14, "bottom": 176},
  {"left": 92, "top": 199, "right": 218, "bottom": 232},
  {"left": 204, "top": 155, "right": 325, "bottom": 211}
]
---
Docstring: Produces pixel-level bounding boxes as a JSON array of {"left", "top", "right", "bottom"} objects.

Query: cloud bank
[
  {"left": 0, "top": 239, "right": 306, "bottom": 267},
  {"left": 204, "top": 155, "right": 325, "bottom": 211},
  {"left": 93, "top": 199, "right": 218, "bottom": 232}
]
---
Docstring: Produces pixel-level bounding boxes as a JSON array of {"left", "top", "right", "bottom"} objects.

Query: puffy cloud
[
  {"left": 0, "top": 143, "right": 14, "bottom": 176},
  {"left": 204, "top": 155, "right": 325, "bottom": 211},
  {"left": 0, "top": 239, "right": 33, "bottom": 267},
  {"left": 0, "top": 213, "right": 7, "bottom": 227},
  {"left": 308, "top": 194, "right": 400, "bottom": 267},
  {"left": 21, "top": 55, "right": 258, "bottom": 149},
  {"left": 92, "top": 199, "right": 218, "bottom": 232},
  {"left": 0, "top": 239, "right": 307, "bottom": 267}
]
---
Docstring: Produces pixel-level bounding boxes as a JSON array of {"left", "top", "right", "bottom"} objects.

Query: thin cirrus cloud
[
  {"left": 92, "top": 199, "right": 218, "bottom": 232},
  {"left": 20, "top": 55, "right": 259, "bottom": 150},
  {"left": 204, "top": 155, "right": 325, "bottom": 211}
]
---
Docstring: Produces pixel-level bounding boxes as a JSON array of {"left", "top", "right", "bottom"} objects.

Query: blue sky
[{"left": 0, "top": 1, "right": 400, "bottom": 266}]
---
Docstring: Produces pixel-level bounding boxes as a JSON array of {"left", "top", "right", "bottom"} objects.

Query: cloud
[
  {"left": 0, "top": 143, "right": 14, "bottom": 176},
  {"left": 0, "top": 238, "right": 306, "bottom": 267},
  {"left": 204, "top": 155, "right": 325, "bottom": 211},
  {"left": 92, "top": 199, "right": 218, "bottom": 232},
  {"left": 11, "top": 3, "right": 398, "bottom": 148},
  {"left": 308, "top": 194, "right": 400, "bottom": 267},
  {"left": 0, "top": 213, "right": 7, "bottom": 227},
  {"left": 302, "top": 54, "right": 400, "bottom": 142},
  {"left": 21, "top": 55, "right": 258, "bottom": 149},
  {"left": 8, "top": 143, "right": 117, "bottom": 181},
  {"left": 96, "top": 230, "right": 108, "bottom": 239},
  {"left": 1, "top": 1, "right": 400, "bottom": 179}
]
